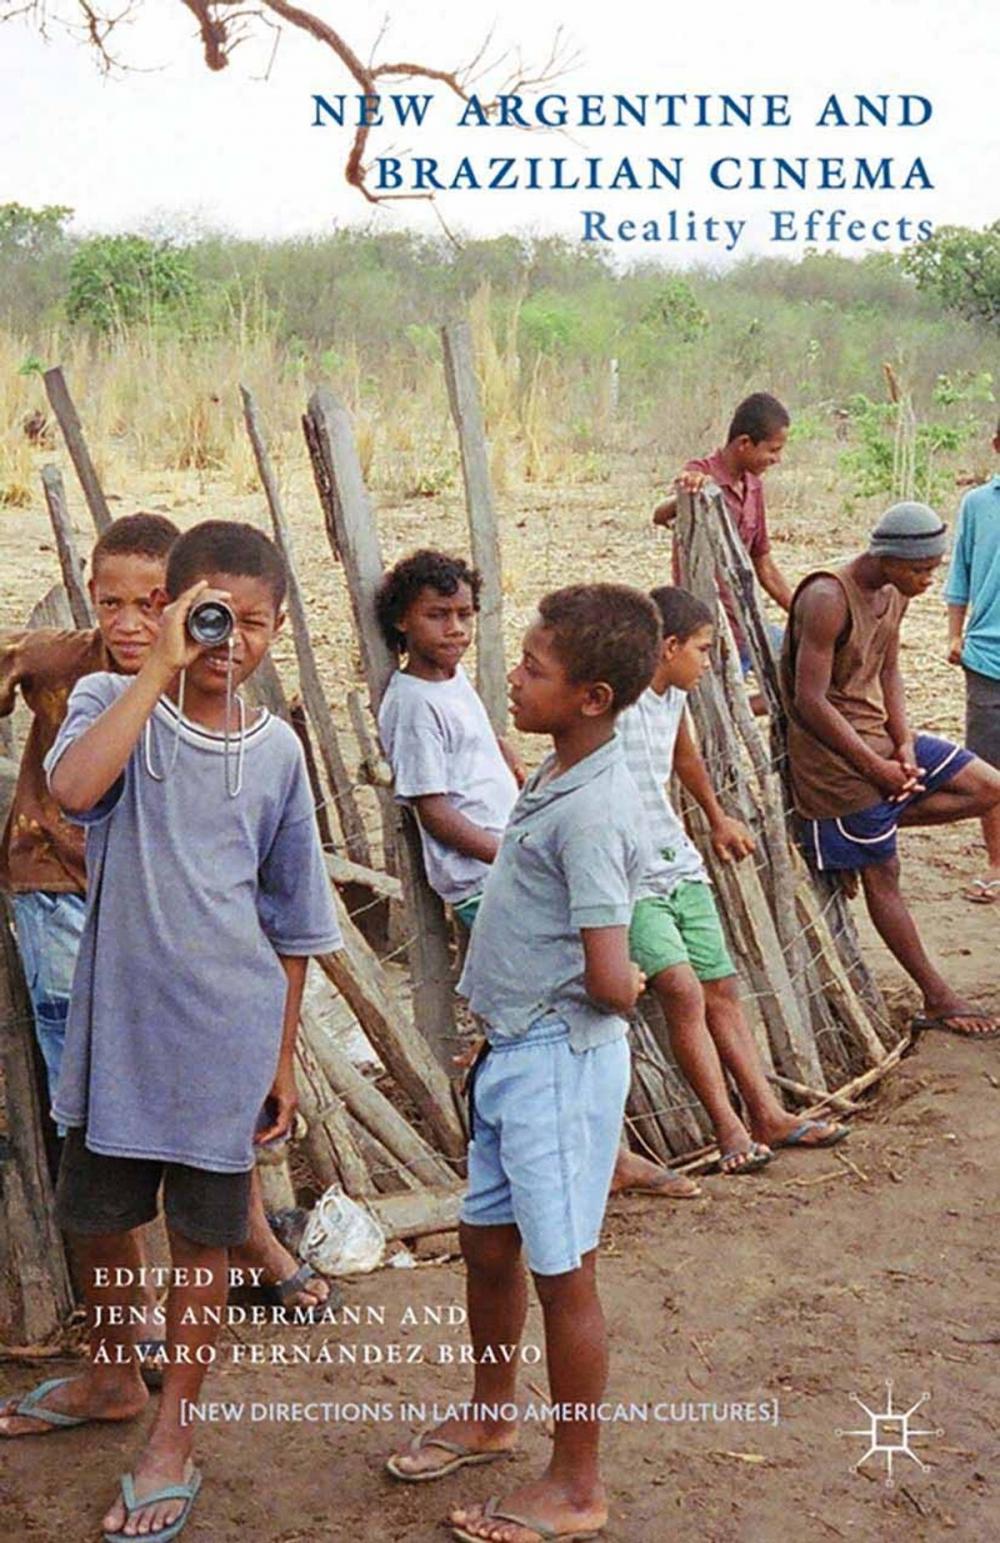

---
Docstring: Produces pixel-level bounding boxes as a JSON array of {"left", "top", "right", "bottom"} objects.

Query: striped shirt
[{"left": 617, "top": 686, "right": 707, "bottom": 899}]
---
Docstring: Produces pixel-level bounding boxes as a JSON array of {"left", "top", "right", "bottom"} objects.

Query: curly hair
[
  {"left": 375, "top": 549, "right": 482, "bottom": 652},
  {"left": 537, "top": 583, "right": 661, "bottom": 711}
]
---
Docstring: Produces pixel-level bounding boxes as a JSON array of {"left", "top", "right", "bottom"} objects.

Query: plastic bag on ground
[{"left": 299, "top": 1185, "right": 386, "bottom": 1276}]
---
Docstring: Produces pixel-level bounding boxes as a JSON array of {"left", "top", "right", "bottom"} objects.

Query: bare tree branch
[{"left": 4, "top": 0, "right": 574, "bottom": 213}]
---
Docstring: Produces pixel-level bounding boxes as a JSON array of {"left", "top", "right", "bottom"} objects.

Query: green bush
[{"left": 66, "top": 235, "right": 202, "bottom": 334}]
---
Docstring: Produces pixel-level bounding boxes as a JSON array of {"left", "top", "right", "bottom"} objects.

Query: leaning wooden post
[
  {"left": 42, "top": 366, "right": 112, "bottom": 534},
  {"left": 441, "top": 320, "right": 507, "bottom": 731},
  {"left": 240, "top": 385, "right": 372, "bottom": 866},
  {"left": 40, "top": 466, "right": 93, "bottom": 629},
  {"left": 0, "top": 903, "right": 74, "bottom": 1341},
  {"left": 303, "top": 387, "right": 459, "bottom": 1074}
]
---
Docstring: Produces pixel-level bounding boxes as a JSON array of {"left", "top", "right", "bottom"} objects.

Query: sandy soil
[{"left": 1, "top": 440, "right": 997, "bottom": 1540}]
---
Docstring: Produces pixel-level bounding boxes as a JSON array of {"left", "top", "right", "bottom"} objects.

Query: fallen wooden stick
[{"left": 767, "top": 1072, "right": 861, "bottom": 1114}]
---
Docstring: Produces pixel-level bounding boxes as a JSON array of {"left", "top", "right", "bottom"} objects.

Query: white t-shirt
[
  {"left": 616, "top": 685, "right": 708, "bottom": 900},
  {"left": 378, "top": 666, "right": 518, "bottom": 904}
]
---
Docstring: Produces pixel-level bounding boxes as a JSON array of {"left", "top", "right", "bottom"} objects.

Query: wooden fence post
[
  {"left": 42, "top": 367, "right": 112, "bottom": 534},
  {"left": 0, "top": 903, "right": 73, "bottom": 1342},
  {"left": 669, "top": 486, "right": 892, "bottom": 1099},
  {"left": 303, "top": 387, "right": 460, "bottom": 1074},
  {"left": 40, "top": 466, "right": 93, "bottom": 629},
  {"left": 441, "top": 320, "right": 507, "bottom": 731},
  {"left": 240, "top": 386, "right": 372, "bottom": 866}
]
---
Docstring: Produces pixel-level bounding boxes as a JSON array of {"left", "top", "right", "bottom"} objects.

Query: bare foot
[
  {"left": 610, "top": 1150, "right": 701, "bottom": 1199},
  {"left": 0, "top": 1375, "right": 147, "bottom": 1439},
  {"left": 387, "top": 1414, "right": 517, "bottom": 1479},
  {"left": 449, "top": 1476, "right": 607, "bottom": 1542},
  {"left": 102, "top": 1448, "right": 198, "bottom": 1538}
]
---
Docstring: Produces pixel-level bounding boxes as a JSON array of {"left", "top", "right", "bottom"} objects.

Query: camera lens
[{"left": 187, "top": 600, "right": 235, "bottom": 647}]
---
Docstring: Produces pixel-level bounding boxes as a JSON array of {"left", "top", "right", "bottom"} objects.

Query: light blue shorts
[
  {"left": 11, "top": 890, "right": 86, "bottom": 1103},
  {"left": 461, "top": 1015, "right": 630, "bottom": 1276}
]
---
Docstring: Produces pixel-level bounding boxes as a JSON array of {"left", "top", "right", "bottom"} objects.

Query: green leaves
[
  {"left": 66, "top": 235, "right": 201, "bottom": 334},
  {"left": 903, "top": 223, "right": 1000, "bottom": 331}
]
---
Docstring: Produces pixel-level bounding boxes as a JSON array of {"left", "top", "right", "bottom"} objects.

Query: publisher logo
[{"left": 836, "top": 1380, "right": 942, "bottom": 1486}]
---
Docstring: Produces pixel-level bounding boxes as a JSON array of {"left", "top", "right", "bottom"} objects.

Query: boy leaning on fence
[
  {"left": 783, "top": 501, "right": 1000, "bottom": 1041},
  {"left": 653, "top": 391, "right": 793, "bottom": 682},
  {"left": 387, "top": 582, "right": 659, "bottom": 1543},
  {"left": 620, "top": 585, "right": 847, "bottom": 1175},
  {"left": 0, "top": 520, "right": 341, "bottom": 1543},
  {"left": 375, "top": 548, "right": 524, "bottom": 932}
]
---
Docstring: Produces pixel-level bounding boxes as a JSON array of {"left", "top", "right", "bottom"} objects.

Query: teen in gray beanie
[{"left": 869, "top": 502, "right": 948, "bottom": 561}]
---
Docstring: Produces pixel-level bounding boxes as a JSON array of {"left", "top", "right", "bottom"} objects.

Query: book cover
[{"left": 0, "top": 4, "right": 996, "bottom": 1540}]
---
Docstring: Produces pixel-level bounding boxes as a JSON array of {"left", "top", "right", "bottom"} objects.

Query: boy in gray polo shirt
[
  {"left": 387, "top": 584, "right": 660, "bottom": 1543},
  {"left": 0, "top": 523, "right": 341, "bottom": 1543}
]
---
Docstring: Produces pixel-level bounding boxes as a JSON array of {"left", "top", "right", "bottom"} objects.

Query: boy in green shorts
[{"left": 620, "top": 586, "right": 848, "bottom": 1173}]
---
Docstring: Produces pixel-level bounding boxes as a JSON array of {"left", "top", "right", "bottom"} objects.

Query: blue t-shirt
[
  {"left": 457, "top": 735, "right": 647, "bottom": 1051},
  {"left": 944, "top": 475, "right": 1000, "bottom": 680},
  {"left": 44, "top": 672, "right": 342, "bottom": 1172}
]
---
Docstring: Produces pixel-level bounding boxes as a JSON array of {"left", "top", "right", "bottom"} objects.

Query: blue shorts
[
  {"left": 797, "top": 734, "right": 973, "bottom": 872},
  {"left": 461, "top": 1015, "right": 630, "bottom": 1276},
  {"left": 11, "top": 891, "right": 86, "bottom": 1103}
]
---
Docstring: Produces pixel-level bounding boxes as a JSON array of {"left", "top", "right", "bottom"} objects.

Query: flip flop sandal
[
  {"left": 964, "top": 878, "right": 1000, "bottom": 904},
  {"left": 912, "top": 1012, "right": 1000, "bottom": 1040},
  {"left": 772, "top": 1120, "right": 850, "bottom": 1150},
  {"left": 386, "top": 1426, "right": 515, "bottom": 1482},
  {"left": 103, "top": 1467, "right": 202, "bottom": 1543},
  {"left": 451, "top": 1494, "right": 602, "bottom": 1542},
  {"left": 1, "top": 1376, "right": 92, "bottom": 1432},
  {"left": 263, "top": 1263, "right": 344, "bottom": 1321},
  {"left": 716, "top": 1141, "right": 772, "bottom": 1176}
]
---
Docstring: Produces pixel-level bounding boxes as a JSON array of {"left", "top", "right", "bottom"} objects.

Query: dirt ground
[{"left": 0, "top": 441, "right": 997, "bottom": 1540}]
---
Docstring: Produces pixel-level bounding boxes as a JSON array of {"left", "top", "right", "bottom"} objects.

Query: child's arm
[
  {"left": 49, "top": 582, "right": 213, "bottom": 813},
  {"left": 752, "top": 551, "right": 793, "bottom": 611},
  {"left": 673, "top": 716, "right": 755, "bottom": 863},
  {"left": 943, "top": 495, "right": 972, "bottom": 665},
  {"left": 653, "top": 468, "right": 709, "bottom": 527},
  {"left": 947, "top": 603, "right": 967, "bottom": 666},
  {"left": 880, "top": 630, "right": 919, "bottom": 779},
  {"left": 581, "top": 927, "right": 644, "bottom": 1015},
  {"left": 255, "top": 955, "right": 307, "bottom": 1145},
  {"left": 411, "top": 795, "right": 502, "bottom": 862}
]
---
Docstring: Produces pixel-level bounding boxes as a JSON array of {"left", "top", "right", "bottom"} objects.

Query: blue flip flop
[
  {"left": 4, "top": 1376, "right": 90, "bottom": 1430},
  {"left": 103, "top": 1467, "right": 203, "bottom": 1543},
  {"left": 773, "top": 1120, "right": 850, "bottom": 1150}
]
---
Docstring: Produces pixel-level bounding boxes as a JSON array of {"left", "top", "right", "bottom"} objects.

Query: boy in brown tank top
[{"left": 782, "top": 502, "right": 1000, "bottom": 1039}]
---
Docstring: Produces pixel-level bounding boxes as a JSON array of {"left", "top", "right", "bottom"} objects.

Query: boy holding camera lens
[{"left": 1, "top": 521, "right": 341, "bottom": 1543}]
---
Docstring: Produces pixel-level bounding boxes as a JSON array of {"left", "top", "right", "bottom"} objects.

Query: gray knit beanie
[{"left": 868, "top": 501, "right": 948, "bottom": 560}]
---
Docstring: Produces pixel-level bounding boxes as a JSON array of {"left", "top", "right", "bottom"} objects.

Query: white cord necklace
[{"left": 143, "top": 638, "right": 246, "bottom": 797}]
